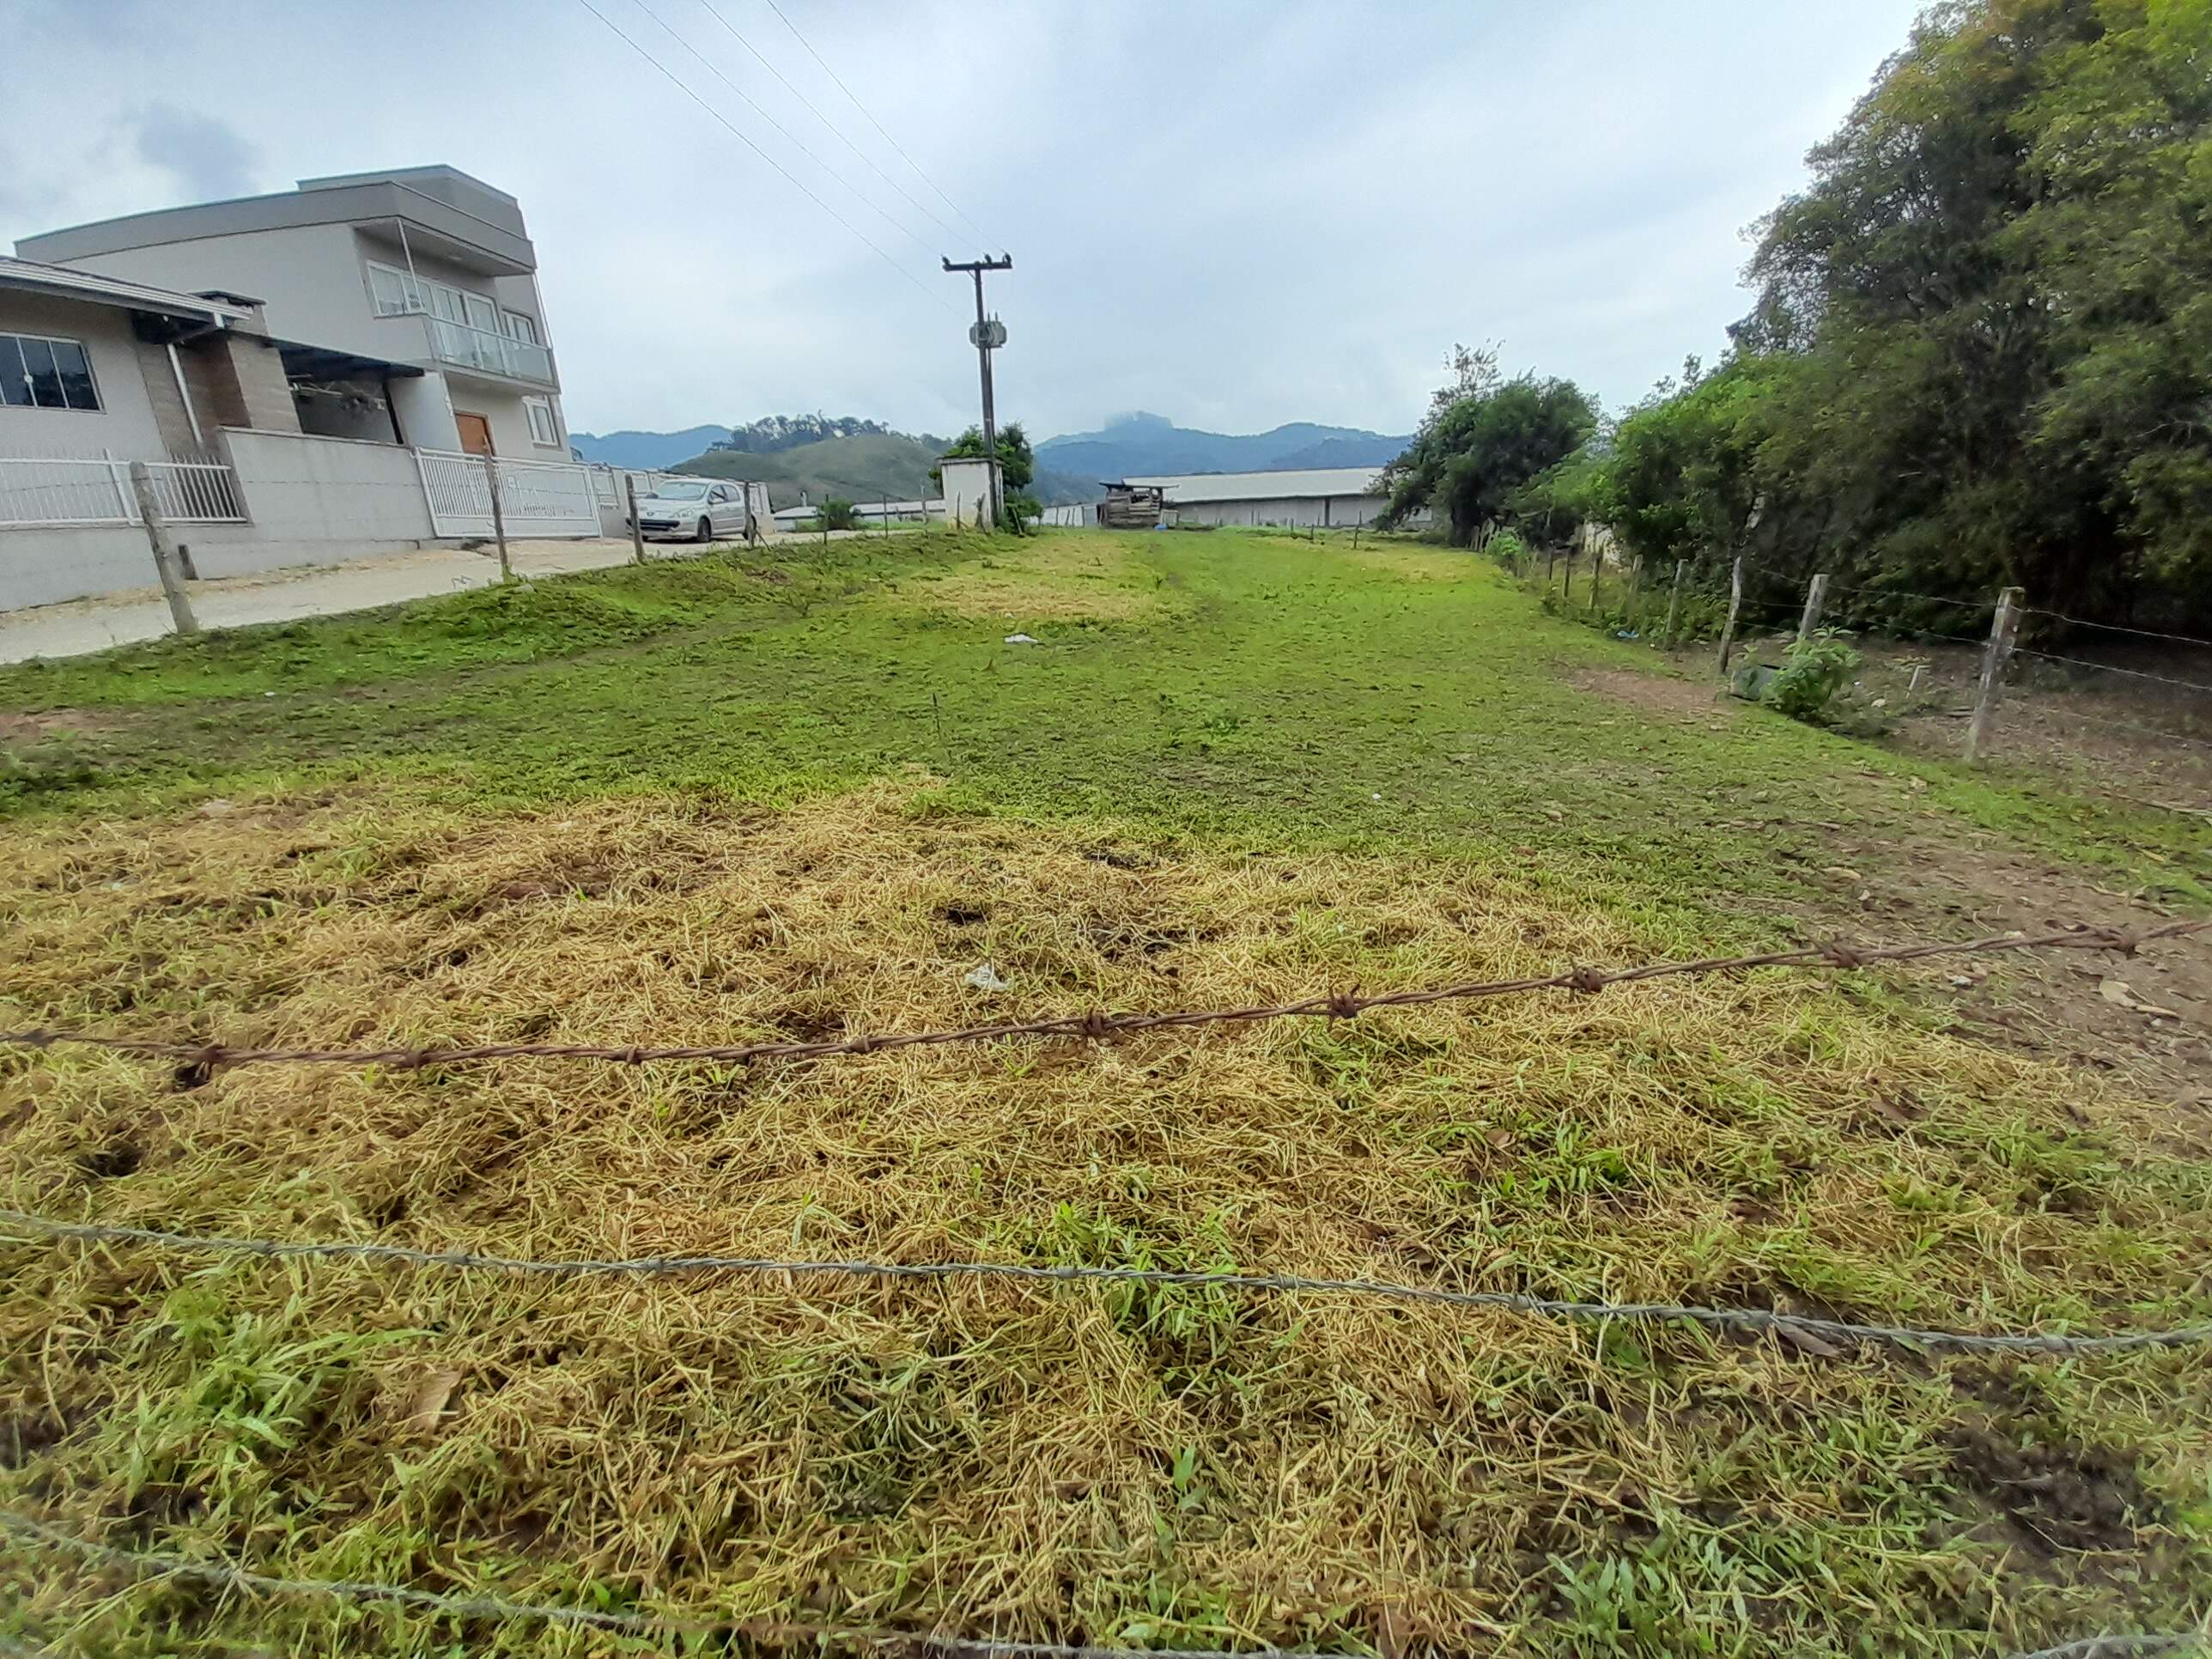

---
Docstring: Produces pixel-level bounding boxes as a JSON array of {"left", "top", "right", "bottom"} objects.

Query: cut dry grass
[
  {"left": 889, "top": 536, "right": 1175, "bottom": 623},
  {"left": 2, "top": 780, "right": 2209, "bottom": 1656}
]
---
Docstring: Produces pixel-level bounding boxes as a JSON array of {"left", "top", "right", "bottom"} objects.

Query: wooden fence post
[
  {"left": 484, "top": 458, "right": 512, "bottom": 584},
  {"left": 1545, "top": 545, "right": 1556, "bottom": 591},
  {"left": 1664, "top": 558, "right": 1687, "bottom": 649},
  {"left": 1589, "top": 548, "right": 1603, "bottom": 615},
  {"left": 1716, "top": 556, "right": 1745, "bottom": 675},
  {"left": 128, "top": 462, "right": 198, "bottom": 636},
  {"left": 1797, "top": 572, "right": 1830, "bottom": 642},
  {"left": 624, "top": 474, "right": 646, "bottom": 565},
  {"left": 1626, "top": 556, "right": 1644, "bottom": 626},
  {"left": 1965, "top": 586, "right": 2024, "bottom": 763}
]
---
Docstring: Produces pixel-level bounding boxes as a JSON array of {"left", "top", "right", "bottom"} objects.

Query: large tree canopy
[
  {"left": 1379, "top": 363, "right": 1598, "bottom": 544},
  {"left": 1604, "top": 0, "right": 2212, "bottom": 618}
]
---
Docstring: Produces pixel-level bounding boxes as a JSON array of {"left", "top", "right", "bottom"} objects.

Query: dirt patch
[
  {"left": 1946, "top": 1424, "right": 2156, "bottom": 1556},
  {"left": 0, "top": 708, "right": 118, "bottom": 745},
  {"left": 1571, "top": 665, "right": 1720, "bottom": 720}
]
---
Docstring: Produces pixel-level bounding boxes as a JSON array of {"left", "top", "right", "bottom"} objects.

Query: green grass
[
  {"left": 3, "top": 527, "right": 2203, "bottom": 915},
  {"left": 2, "top": 528, "right": 2208, "bottom": 1658}
]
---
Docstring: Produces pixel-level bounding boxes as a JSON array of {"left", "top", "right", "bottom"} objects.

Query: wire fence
[
  {"left": 12, "top": 1207, "right": 2209, "bottom": 1354},
  {"left": 8, "top": 918, "right": 2211, "bottom": 1656},
  {"left": 5, "top": 920, "right": 2196, "bottom": 1075},
  {"left": 3, "top": 1510, "right": 2198, "bottom": 1659},
  {"left": 0, "top": 1511, "right": 1328, "bottom": 1656}
]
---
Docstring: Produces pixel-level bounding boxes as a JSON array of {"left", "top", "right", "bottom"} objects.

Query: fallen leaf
[
  {"left": 404, "top": 1366, "right": 462, "bottom": 1437},
  {"left": 1373, "top": 1602, "right": 1413, "bottom": 1659},
  {"left": 1774, "top": 1324, "right": 1841, "bottom": 1359},
  {"left": 2099, "top": 978, "right": 2179, "bottom": 1019},
  {"left": 1485, "top": 1127, "right": 1516, "bottom": 1151}
]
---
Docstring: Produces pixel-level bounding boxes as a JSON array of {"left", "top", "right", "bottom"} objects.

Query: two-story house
[{"left": 15, "top": 167, "right": 569, "bottom": 463}]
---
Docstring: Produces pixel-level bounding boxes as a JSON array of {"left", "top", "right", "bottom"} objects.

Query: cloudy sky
[{"left": 4, "top": 0, "right": 1925, "bottom": 442}]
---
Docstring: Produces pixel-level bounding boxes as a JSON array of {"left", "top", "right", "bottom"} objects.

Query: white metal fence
[
  {"left": 0, "top": 455, "right": 245, "bottom": 528},
  {"left": 414, "top": 449, "right": 600, "bottom": 538}
]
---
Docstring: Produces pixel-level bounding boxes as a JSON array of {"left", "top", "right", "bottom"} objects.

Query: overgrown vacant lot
[{"left": 1, "top": 529, "right": 2208, "bottom": 1657}]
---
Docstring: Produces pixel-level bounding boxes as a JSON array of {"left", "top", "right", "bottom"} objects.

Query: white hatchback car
[{"left": 629, "top": 481, "right": 748, "bottom": 542}]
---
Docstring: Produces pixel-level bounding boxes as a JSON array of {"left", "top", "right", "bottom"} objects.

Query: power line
[
  {"left": 626, "top": 0, "right": 943, "bottom": 261},
  {"left": 757, "top": 0, "right": 995, "bottom": 246},
  {"left": 9, "top": 1209, "right": 2211, "bottom": 1355},
  {"left": 569, "top": 0, "right": 951, "bottom": 314},
  {"left": 692, "top": 0, "right": 969, "bottom": 246}
]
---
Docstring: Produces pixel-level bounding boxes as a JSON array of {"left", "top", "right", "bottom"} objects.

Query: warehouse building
[{"left": 1122, "top": 465, "right": 1396, "bottom": 528}]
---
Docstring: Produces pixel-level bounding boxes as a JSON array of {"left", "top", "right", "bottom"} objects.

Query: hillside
[
  {"left": 568, "top": 425, "right": 731, "bottom": 469},
  {"left": 1036, "top": 411, "right": 1411, "bottom": 480},
  {"left": 675, "top": 434, "right": 1097, "bottom": 507},
  {"left": 673, "top": 433, "right": 939, "bottom": 508}
]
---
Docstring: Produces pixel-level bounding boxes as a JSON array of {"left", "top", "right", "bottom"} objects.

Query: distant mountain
[
  {"left": 569, "top": 425, "right": 732, "bottom": 469},
  {"left": 1036, "top": 412, "right": 1412, "bottom": 482}
]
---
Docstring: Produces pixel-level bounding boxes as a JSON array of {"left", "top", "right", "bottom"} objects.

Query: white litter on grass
[
  {"left": 1004, "top": 633, "right": 1040, "bottom": 646},
  {"left": 963, "top": 963, "right": 1009, "bottom": 992}
]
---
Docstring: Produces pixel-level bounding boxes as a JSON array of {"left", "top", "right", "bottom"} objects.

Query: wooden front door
[{"left": 455, "top": 412, "right": 494, "bottom": 456}]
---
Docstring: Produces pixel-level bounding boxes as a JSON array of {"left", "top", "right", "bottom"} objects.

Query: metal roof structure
[
  {"left": 1121, "top": 466, "right": 1387, "bottom": 503},
  {"left": 0, "top": 256, "right": 254, "bottom": 325}
]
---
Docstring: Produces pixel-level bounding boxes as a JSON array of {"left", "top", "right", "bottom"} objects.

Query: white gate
[{"left": 414, "top": 449, "right": 600, "bottom": 538}]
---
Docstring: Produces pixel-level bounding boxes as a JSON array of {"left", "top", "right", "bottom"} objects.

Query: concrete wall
[
  {"left": 1172, "top": 494, "right": 1390, "bottom": 528},
  {"left": 215, "top": 427, "right": 434, "bottom": 551},
  {"left": 451, "top": 388, "right": 558, "bottom": 461},
  {"left": 0, "top": 292, "right": 168, "bottom": 459},
  {"left": 940, "top": 457, "right": 1000, "bottom": 530},
  {"left": 0, "top": 427, "right": 434, "bottom": 608}
]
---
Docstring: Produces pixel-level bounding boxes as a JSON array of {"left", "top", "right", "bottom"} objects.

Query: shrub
[
  {"left": 821, "top": 499, "right": 858, "bottom": 532},
  {"left": 1764, "top": 630, "right": 1860, "bottom": 723}
]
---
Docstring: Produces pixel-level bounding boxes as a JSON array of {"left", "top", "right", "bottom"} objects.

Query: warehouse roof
[{"left": 1121, "top": 466, "right": 1386, "bottom": 503}]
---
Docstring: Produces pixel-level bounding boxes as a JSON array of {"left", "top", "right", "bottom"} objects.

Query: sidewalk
[{"left": 0, "top": 538, "right": 648, "bottom": 664}]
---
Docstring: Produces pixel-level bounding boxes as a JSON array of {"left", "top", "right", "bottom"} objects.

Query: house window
[
  {"left": 502, "top": 311, "right": 539, "bottom": 346},
  {"left": 524, "top": 396, "right": 559, "bottom": 447},
  {"left": 367, "top": 260, "right": 506, "bottom": 337},
  {"left": 0, "top": 333, "right": 100, "bottom": 410},
  {"left": 366, "top": 261, "right": 425, "bottom": 317}
]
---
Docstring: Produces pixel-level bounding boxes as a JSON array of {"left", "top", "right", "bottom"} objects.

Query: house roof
[
  {"left": 0, "top": 256, "right": 255, "bottom": 325},
  {"left": 15, "top": 167, "right": 535, "bottom": 278},
  {"left": 1122, "top": 466, "right": 1387, "bottom": 502}
]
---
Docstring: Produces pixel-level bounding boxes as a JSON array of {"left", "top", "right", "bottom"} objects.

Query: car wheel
[{"left": 696, "top": 516, "right": 712, "bottom": 543}]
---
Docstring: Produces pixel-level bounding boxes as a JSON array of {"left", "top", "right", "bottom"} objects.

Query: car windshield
[{"left": 650, "top": 483, "right": 710, "bottom": 501}]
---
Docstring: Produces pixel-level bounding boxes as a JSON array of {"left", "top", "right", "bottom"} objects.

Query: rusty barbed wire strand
[
  {"left": 8, "top": 1208, "right": 2209, "bottom": 1355},
  {"left": 2, "top": 921, "right": 2201, "bottom": 1075},
  {"left": 0, "top": 1511, "right": 1337, "bottom": 1656}
]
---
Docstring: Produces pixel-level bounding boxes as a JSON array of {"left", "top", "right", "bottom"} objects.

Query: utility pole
[{"left": 944, "top": 253, "right": 1011, "bottom": 522}]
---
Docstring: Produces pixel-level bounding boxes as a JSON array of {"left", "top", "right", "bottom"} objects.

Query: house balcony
[{"left": 422, "top": 317, "right": 555, "bottom": 386}]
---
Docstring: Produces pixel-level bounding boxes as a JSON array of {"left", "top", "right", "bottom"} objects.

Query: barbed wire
[
  {"left": 2013, "top": 648, "right": 2212, "bottom": 696},
  {"left": 9, "top": 1208, "right": 2209, "bottom": 1355},
  {"left": 3, "top": 921, "right": 2199, "bottom": 1077},
  {"left": 0, "top": 1512, "right": 1332, "bottom": 1656},
  {"left": 1823, "top": 579, "right": 1995, "bottom": 614},
  {"left": 6, "top": 1511, "right": 2202, "bottom": 1659},
  {"left": 2019, "top": 609, "right": 2212, "bottom": 651}
]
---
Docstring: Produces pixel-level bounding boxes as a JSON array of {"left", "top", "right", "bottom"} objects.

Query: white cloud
[{"left": 2, "top": 0, "right": 1923, "bottom": 438}]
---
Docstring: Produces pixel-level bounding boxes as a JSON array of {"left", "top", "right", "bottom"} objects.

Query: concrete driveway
[{"left": 0, "top": 538, "right": 659, "bottom": 665}]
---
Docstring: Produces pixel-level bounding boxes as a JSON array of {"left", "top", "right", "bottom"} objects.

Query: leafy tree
[
  {"left": 930, "top": 422, "right": 1035, "bottom": 492},
  {"left": 820, "top": 499, "right": 858, "bottom": 532},
  {"left": 1724, "top": 0, "right": 2212, "bottom": 614},
  {"left": 1378, "top": 374, "right": 1597, "bottom": 544}
]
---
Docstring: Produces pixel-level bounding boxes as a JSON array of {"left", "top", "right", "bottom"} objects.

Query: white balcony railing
[{"left": 424, "top": 317, "right": 555, "bottom": 385}]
